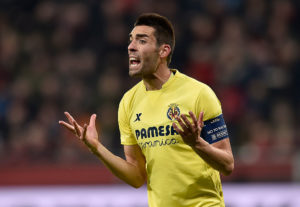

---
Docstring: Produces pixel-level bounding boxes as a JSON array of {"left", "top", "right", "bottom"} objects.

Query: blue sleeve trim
[{"left": 201, "top": 114, "right": 229, "bottom": 144}]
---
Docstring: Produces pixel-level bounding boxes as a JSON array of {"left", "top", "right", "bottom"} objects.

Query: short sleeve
[
  {"left": 196, "top": 84, "right": 229, "bottom": 143},
  {"left": 196, "top": 84, "right": 222, "bottom": 121},
  {"left": 118, "top": 96, "right": 138, "bottom": 145}
]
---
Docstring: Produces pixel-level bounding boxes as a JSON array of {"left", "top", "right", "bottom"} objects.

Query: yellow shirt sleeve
[
  {"left": 118, "top": 96, "right": 137, "bottom": 145},
  {"left": 196, "top": 84, "right": 222, "bottom": 121}
]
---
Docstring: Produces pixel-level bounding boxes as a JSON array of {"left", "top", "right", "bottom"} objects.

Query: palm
[
  {"left": 172, "top": 111, "right": 204, "bottom": 147},
  {"left": 59, "top": 112, "right": 100, "bottom": 150},
  {"left": 84, "top": 124, "right": 99, "bottom": 148}
]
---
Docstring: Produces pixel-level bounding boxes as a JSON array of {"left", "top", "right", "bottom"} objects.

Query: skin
[
  {"left": 128, "top": 25, "right": 172, "bottom": 90},
  {"left": 59, "top": 112, "right": 146, "bottom": 188},
  {"left": 173, "top": 111, "right": 234, "bottom": 175},
  {"left": 59, "top": 25, "right": 234, "bottom": 189}
]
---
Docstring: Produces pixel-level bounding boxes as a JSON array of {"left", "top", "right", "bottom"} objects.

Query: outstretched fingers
[
  {"left": 172, "top": 122, "right": 184, "bottom": 137},
  {"left": 89, "top": 114, "right": 97, "bottom": 127},
  {"left": 59, "top": 121, "right": 75, "bottom": 133},
  {"left": 73, "top": 120, "right": 82, "bottom": 138},
  {"left": 189, "top": 111, "right": 204, "bottom": 129},
  {"left": 198, "top": 111, "right": 204, "bottom": 128},
  {"left": 59, "top": 113, "right": 100, "bottom": 149},
  {"left": 64, "top": 112, "right": 75, "bottom": 124},
  {"left": 180, "top": 114, "right": 194, "bottom": 132},
  {"left": 176, "top": 115, "right": 189, "bottom": 133},
  {"left": 189, "top": 111, "right": 198, "bottom": 127},
  {"left": 82, "top": 123, "right": 88, "bottom": 140}
]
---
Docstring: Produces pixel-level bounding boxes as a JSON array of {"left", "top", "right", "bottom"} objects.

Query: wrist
[
  {"left": 193, "top": 137, "right": 209, "bottom": 151},
  {"left": 88, "top": 141, "right": 101, "bottom": 155}
]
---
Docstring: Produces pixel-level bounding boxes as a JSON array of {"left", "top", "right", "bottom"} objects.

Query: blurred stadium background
[{"left": 0, "top": 0, "right": 300, "bottom": 206}]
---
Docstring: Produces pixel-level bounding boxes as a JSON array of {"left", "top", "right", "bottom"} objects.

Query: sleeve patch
[{"left": 201, "top": 114, "right": 229, "bottom": 144}]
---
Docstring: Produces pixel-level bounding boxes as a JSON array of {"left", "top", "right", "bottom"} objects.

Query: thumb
[{"left": 89, "top": 114, "right": 97, "bottom": 127}]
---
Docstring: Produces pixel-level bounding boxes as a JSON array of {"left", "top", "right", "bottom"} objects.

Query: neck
[{"left": 143, "top": 64, "right": 172, "bottom": 91}]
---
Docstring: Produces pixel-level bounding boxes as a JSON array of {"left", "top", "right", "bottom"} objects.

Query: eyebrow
[{"left": 129, "top": 33, "right": 150, "bottom": 39}]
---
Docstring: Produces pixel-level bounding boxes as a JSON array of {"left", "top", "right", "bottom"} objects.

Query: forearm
[
  {"left": 59, "top": 113, "right": 145, "bottom": 186},
  {"left": 193, "top": 139, "right": 234, "bottom": 176},
  {"left": 90, "top": 143, "right": 146, "bottom": 188}
]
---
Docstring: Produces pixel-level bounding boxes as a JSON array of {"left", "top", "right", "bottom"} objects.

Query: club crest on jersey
[{"left": 167, "top": 103, "right": 180, "bottom": 121}]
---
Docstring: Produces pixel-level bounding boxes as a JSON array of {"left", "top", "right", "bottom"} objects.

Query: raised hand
[
  {"left": 172, "top": 111, "right": 208, "bottom": 148},
  {"left": 59, "top": 112, "right": 100, "bottom": 152}
]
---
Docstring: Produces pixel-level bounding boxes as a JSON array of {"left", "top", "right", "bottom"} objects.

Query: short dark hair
[{"left": 134, "top": 13, "right": 175, "bottom": 65}]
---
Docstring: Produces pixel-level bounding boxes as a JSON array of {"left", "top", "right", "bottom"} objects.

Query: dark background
[{"left": 0, "top": 0, "right": 300, "bottom": 185}]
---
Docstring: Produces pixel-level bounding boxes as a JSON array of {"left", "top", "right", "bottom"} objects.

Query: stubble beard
[
  {"left": 129, "top": 53, "right": 160, "bottom": 78},
  {"left": 128, "top": 65, "right": 142, "bottom": 77}
]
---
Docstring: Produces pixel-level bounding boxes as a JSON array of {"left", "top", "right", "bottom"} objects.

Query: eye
[{"left": 139, "top": 39, "right": 146, "bottom": 44}]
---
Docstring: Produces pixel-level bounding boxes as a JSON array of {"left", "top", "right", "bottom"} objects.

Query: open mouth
[{"left": 129, "top": 57, "right": 141, "bottom": 67}]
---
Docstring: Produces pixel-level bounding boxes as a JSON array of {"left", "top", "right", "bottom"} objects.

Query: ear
[{"left": 159, "top": 44, "right": 171, "bottom": 59}]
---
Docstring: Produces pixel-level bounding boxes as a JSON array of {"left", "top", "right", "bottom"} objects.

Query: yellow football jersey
[{"left": 118, "top": 69, "right": 226, "bottom": 207}]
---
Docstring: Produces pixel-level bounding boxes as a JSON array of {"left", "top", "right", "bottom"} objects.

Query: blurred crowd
[{"left": 0, "top": 0, "right": 299, "bottom": 181}]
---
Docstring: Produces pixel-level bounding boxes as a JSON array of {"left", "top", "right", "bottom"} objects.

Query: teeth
[
  {"left": 129, "top": 57, "right": 140, "bottom": 66},
  {"left": 130, "top": 57, "right": 138, "bottom": 61}
]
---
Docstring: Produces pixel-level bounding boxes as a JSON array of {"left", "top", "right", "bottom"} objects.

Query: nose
[{"left": 128, "top": 40, "right": 137, "bottom": 52}]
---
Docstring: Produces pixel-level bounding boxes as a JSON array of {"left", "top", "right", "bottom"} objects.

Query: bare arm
[
  {"left": 192, "top": 137, "right": 234, "bottom": 176},
  {"left": 59, "top": 112, "right": 147, "bottom": 188},
  {"left": 173, "top": 111, "right": 234, "bottom": 176},
  {"left": 92, "top": 143, "right": 147, "bottom": 188}
]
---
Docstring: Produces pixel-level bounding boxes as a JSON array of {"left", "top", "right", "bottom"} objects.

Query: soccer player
[{"left": 59, "top": 13, "right": 234, "bottom": 207}]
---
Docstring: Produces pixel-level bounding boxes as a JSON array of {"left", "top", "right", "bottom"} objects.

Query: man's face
[{"left": 128, "top": 25, "right": 160, "bottom": 77}]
